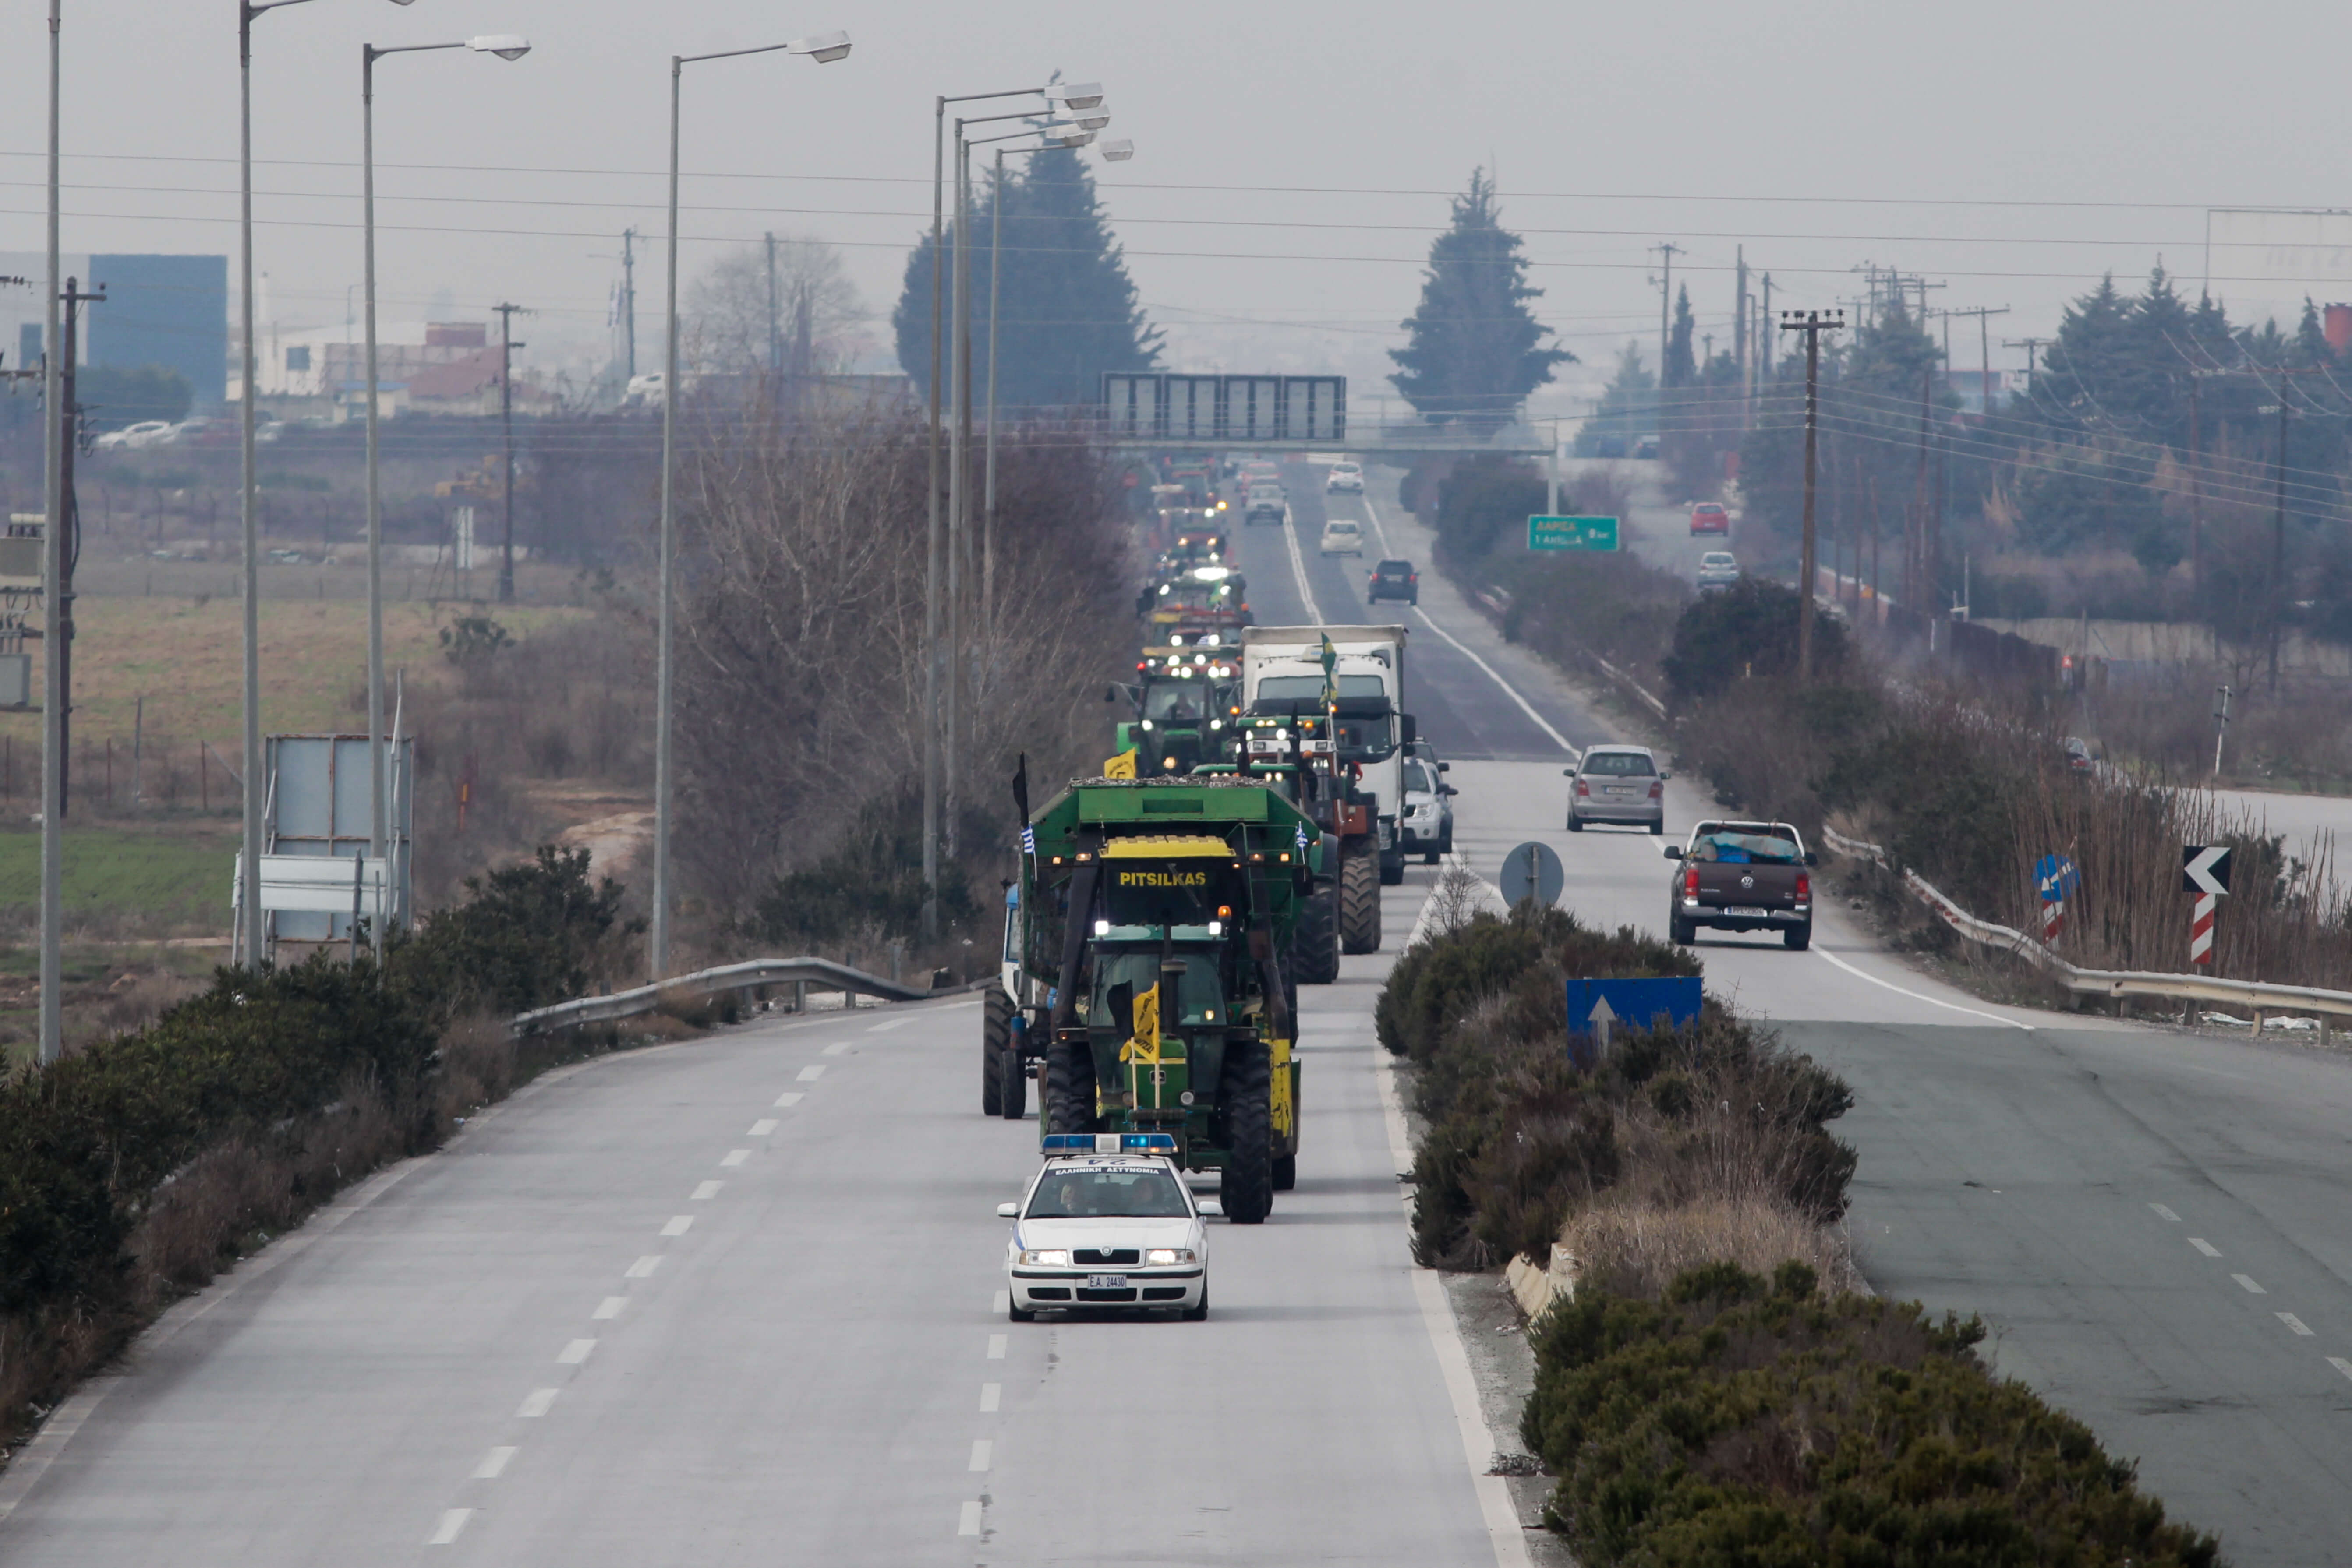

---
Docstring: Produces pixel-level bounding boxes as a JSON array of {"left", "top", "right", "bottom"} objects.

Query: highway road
[{"left": 5, "top": 459, "right": 2351, "bottom": 1565}]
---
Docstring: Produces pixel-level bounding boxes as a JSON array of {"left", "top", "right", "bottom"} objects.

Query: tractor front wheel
[
  {"left": 1339, "top": 841, "right": 1382, "bottom": 955},
  {"left": 1220, "top": 1039, "right": 1273, "bottom": 1224},
  {"left": 1043, "top": 1036, "right": 1099, "bottom": 1137},
  {"left": 981, "top": 987, "right": 1011, "bottom": 1115}
]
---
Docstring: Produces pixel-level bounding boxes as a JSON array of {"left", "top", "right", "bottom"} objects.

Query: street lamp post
[
  {"left": 650, "top": 28, "right": 850, "bottom": 982},
  {"left": 922, "top": 80, "right": 1100, "bottom": 938},
  {"left": 362, "top": 32, "right": 529, "bottom": 953},
  {"left": 37, "top": 0, "right": 60, "bottom": 1063},
  {"left": 238, "top": 0, "right": 416, "bottom": 973}
]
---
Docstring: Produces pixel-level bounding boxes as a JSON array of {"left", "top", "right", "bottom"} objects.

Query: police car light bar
[{"left": 1041, "top": 1133, "right": 1179, "bottom": 1155}]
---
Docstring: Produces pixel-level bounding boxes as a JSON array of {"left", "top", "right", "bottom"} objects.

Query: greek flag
[
  {"left": 1295, "top": 824, "right": 1309, "bottom": 852},
  {"left": 1021, "top": 825, "right": 1036, "bottom": 854}
]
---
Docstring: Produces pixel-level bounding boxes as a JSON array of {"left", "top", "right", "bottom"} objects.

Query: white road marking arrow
[{"left": 2185, "top": 844, "right": 2231, "bottom": 897}]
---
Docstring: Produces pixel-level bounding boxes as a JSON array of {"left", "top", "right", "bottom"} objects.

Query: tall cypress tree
[
  {"left": 1388, "top": 169, "right": 1570, "bottom": 430},
  {"left": 892, "top": 145, "right": 1158, "bottom": 411}
]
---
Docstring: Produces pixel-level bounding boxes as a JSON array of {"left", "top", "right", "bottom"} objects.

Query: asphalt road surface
[{"left": 6, "top": 462, "right": 2352, "bottom": 1565}]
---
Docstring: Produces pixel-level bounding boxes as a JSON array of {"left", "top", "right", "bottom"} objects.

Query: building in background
[{"left": 0, "top": 252, "right": 227, "bottom": 405}]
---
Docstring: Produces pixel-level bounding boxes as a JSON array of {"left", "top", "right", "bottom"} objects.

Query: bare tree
[
  {"left": 684, "top": 236, "right": 867, "bottom": 379},
  {"left": 670, "top": 409, "right": 1134, "bottom": 924}
]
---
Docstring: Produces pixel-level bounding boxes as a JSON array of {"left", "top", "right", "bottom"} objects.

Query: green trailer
[{"left": 991, "top": 776, "right": 1319, "bottom": 1224}]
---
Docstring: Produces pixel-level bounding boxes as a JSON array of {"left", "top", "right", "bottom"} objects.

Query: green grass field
[{"left": 0, "top": 823, "right": 237, "bottom": 935}]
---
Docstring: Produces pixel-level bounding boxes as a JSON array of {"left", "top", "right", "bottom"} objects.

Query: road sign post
[
  {"left": 2183, "top": 844, "right": 2231, "bottom": 967},
  {"left": 1500, "top": 841, "right": 1564, "bottom": 907},
  {"left": 2034, "top": 853, "right": 2078, "bottom": 945},
  {"left": 1527, "top": 515, "right": 1619, "bottom": 552}
]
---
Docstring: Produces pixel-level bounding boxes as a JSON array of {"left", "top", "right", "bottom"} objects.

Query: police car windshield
[{"left": 1027, "top": 1166, "right": 1192, "bottom": 1219}]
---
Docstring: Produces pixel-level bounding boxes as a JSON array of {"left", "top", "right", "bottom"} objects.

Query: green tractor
[
  {"left": 1002, "top": 776, "right": 1318, "bottom": 1223},
  {"left": 1107, "top": 647, "right": 1241, "bottom": 778}
]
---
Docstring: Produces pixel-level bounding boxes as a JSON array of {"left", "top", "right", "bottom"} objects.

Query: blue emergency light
[{"left": 1040, "top": 1133, "right": 1178, "bottom": 1155}]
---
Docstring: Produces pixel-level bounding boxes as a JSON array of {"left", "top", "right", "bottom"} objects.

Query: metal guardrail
[
  {"left": 1820, "top": 827, "right": 2352, "bottom": 1026},
  {"left": 509, "top": 956, "right": 942, "bottom": 1037}
]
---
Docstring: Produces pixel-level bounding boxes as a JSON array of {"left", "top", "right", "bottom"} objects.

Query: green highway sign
[{"left": 1528, "top": 514, "right": 1620, "bottom": 552}]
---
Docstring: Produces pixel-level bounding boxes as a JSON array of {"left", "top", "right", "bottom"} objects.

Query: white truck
[{"left": 1238, "top": 625, "right": 1413, "bottom": 954}]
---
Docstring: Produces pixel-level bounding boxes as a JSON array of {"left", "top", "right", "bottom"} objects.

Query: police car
[{"left": 998, "top": 1134, "right": 1213, "bottom": 1321}]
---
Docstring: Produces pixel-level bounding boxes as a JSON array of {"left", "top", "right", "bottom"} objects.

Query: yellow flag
[
  {"left": 1104, "top": 749, "right": 1138, "bottom": 779},
  {"left": 1121, "top": 983, "right": 1161, "bottom": 1065}
]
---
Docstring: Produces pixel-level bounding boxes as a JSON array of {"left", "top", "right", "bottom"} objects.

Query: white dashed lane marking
[
  {"left": 749, "top": 1119, "right": 778, "bottom": 1136},
  {"left": 969, "top": 1440, "right": 992, "bottom": 1472},
  {"left": 824, "top": 1041, "right": 852, "bottom": 1056},
  {"left": 428, "top": 1509, "right": 473, "bottom": 1546},
  {"left": 980, "top": 1383, "right": 1000, "bottom": 1412},
  {"left": 867, "top": 1017, "right": 909, "bottom": 1034},
  {"left": 2189, "top": 1238, "right": 2221, "bottom": 1257},
  {"left": 473, "top": 1447, "right": 516, "bottom": 1480},
  {"left": 661, "top": 1216, "right": 693, "bottom": 1237},
  {"left": 627, "top": 1256, "right": 661, "bottom": 1279},
  {"left": 2150, "top": 1203, "right": 2182, "bottom": 1222},
  {"left": 2331, "top": 1357, "right": 2352, "bottom": 1383},
  {"left": 558, "top": 1339, "right": 597, "bottom": 1366},
  {"left": 2234, "top": 1274, "right": 2267, "bottom": 1295},
  {"left": 986, "top": 1334, "right": 1007, "bottom": 1360},
  {"left": 797, "top": 1065, "right": 826, "bottom": 1082},
  {"left": 958, "top": 1501, "right": 983, "bottom": 1536},
  {"left": 773, "top": 1092, "right": 805, "bottom": 1108},
  {"left": 593, "top": 1296, "right": 626, "bottom": 1320},
  {"left": 517, "top": 1389, "right": 558, "bottom": 1419},
  {"left": 2279, "top": 1313, "right": 2315, "bottom": 1336},
  {"left": 992, "top": 1291, "right": 1008, "bottom": 1315},
  {"left": 692, "top": 1180, "right": 722, "bottom": 1200},
  {"left": 720, "top": 1149, "right": 750, "bottom": 1168}
]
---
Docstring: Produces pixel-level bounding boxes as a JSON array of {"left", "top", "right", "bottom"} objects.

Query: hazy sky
[{"left": 6, "top": 0, "right": 2352, "bottom": 412}]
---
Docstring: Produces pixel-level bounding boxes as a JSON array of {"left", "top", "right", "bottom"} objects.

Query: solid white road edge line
[
  {"left": 1276, "top": 502, "right": 1327, "bottom": 627},
  {"left": 1372, "top": 1025, "right": 1535, "bottom": 1568},
  {"left": 1812, "top": 947, "right": 2035, "bottom": 1031},
  {"left": 1361, "top": 499, "right": 1575, "bottom": 756}
]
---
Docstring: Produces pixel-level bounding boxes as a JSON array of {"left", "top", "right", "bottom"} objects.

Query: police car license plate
[
  {"left": 1726, "top": 906, "right": 1770, "bottom": 917},
  {"left": 1087, "top": 1274, "right": 1129, "bottom": 1290}
]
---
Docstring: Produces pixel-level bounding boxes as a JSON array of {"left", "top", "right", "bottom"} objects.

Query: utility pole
[
  {"left": 764, "top": 231, "right": 780, "bottom": 379},
  {"left": 492, "top": 301, "right": 527, "bottom": 604},
  {"left": 1733, "top": 246, "right": 1747, "bottom": 391},
  {"left": 1652, "top": 242, "right": 1682, "bottom": 384},
  {"left": 37, "top": 0, "right": 58, "bottom": 1065},
  {"left": 1938, "top": 306, "right": 2009, "bottom": 413},
  {"left": 2004, "top": 336, "right": 2049, "bottom": 382},
  {"left": 620, "top": 227, "right": 637, "bottom": 381},
  {"left": 1758, "top": 274, "right": 1772, "bottom": 382},
  {"left": 2269, "top": 391, "right": 2292, "bottom": 694},
  {"left": 1779, "top": 309, "right": 1844, "bottom": 682},
  {"left": 57, "top": 277, "right": 100, "bottom": 816},
  {"left": 1912, "top": 363, "right": 1934, "bottom": 611}
]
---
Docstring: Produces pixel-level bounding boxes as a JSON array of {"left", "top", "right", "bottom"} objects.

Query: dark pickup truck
[{"left": 1662, "top": 820, "right": 1816, "bottom": 949}]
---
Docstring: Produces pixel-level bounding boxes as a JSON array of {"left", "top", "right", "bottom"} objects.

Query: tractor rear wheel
[
  {"left": 1339, "top": 840, "right": 1382, "bottom": 955},
  {"left": 1291, "top": 888, "right": 1340, "bottom": 985},
  {"left": 982, "top": 987, "right": 1011, "bottom": 1115},
  {"left": 998, "top": 1041, "right": 1027, "bottom": 1119},
  {"left": 1043, "top": 1036, "right": 1099, "bottom": 1137},
  {"left": 1220, "top": 1038, "right": 1273, "bottom": 1224}
]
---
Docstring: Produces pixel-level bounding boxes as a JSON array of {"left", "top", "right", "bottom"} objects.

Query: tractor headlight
[
  {"left": 1020, "top": 1249, "right": 1072, "bottom": 1267},
  {"left": 1144, "top": 1248, "right": 1196, "bottom": 1265}
]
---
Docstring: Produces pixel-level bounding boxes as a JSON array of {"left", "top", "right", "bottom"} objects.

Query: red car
[{"left": 1690, "top": 503, "right": 1730, "bottom": 535}]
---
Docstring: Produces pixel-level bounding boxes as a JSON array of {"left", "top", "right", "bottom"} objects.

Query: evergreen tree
[
  {"left": 1572, "top": 342, "right": 1655, "bottom": 456},
  {"left": 892, "top": 144, "right": 1159, "bottom": 410},
  {"left": 1663, "top": 286, "right": 1697, "bottom": 389},
  {"left": 1388, "top": 168, "right": 1571, "bottom": 429}
]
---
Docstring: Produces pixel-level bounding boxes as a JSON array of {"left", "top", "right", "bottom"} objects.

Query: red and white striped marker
[
  {"left": 2043, "top": 899, "right": 2064, "bottom": 943},
  {"left": 2189, "top": 892, "right": 2217, "bottom": 965}
]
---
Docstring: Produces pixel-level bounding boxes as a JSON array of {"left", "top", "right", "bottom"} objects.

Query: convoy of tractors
[{"left": 985, "top": 456, "right": 1429, "bottom": 1224}]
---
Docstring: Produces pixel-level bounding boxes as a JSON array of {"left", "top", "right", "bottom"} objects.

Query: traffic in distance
[{"left": 983, "top": 449, "right": 1800, "bottom": 1324}]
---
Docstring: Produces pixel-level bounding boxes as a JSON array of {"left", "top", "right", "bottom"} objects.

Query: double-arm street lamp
[
  {"left": 361, "top": 31, "right": 530, "bottom": 952},
  {"left": 236, "top": 0, "right": 417, "bottom": 972},
  {"left": 920, "top": 80, "right": 1102, "bottom": 938},
  {"left": 648, "top": 28, "right": 852, "bottom": 981}
]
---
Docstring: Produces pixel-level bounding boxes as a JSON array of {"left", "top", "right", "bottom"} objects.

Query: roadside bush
[
  {"left": 1520, "top": 1263, "right": 2220, "bottom": 1566},
  {"left": 1379, "top": 906, "right": 1851, "bottom": 1270},
  {"left": 1502, "top": 551, "right": 1688, "bottom": 690},
  {"left": 1662, "top": 577, "right": 1851, "bottom": 708},
  {"left": 395, "top": 844, "right": 629, "bottom": 1018}
]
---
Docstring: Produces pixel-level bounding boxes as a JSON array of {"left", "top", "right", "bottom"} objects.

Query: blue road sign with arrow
[
  {"left": 2034, "top": 854, "right": 2080, "bottom": 904},
  {"left": 1564, "top": 977, "right": 1702, "bottom": 1064}
]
